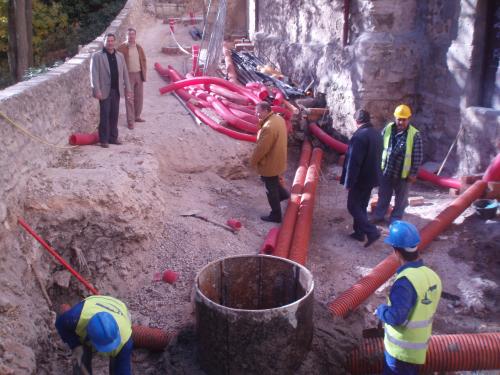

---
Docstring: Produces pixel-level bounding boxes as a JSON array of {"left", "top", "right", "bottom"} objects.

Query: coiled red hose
[
  {"left": 206, "top": 96, "right": 258, "bottom": 133},
  {"left": 159, "top": 77, "right": 260, "bottom": 104},
  {"left": 348, "top": 332, "right": 500, "bottom": 374},
  {"left": 309, "top": 123, "right": 348, "bottom": 153},
  {"left": 185, "top": 101, "right": 256, "bottom": 143},
  {"left": 274, "top": 141, "right": 312, "bottom": 258},
  {"left": 288, "top": 148, "right": 324, "bottom": 265}
]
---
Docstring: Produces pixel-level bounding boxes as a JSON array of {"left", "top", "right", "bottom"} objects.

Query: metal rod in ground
[{"left": 18, "top": 218, "right": 99, "bottom": 295}]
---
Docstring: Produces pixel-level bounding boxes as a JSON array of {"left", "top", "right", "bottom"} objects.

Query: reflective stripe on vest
[
  {"left": 381, "top": 123, "right": 418, "bottom": 178},
  {"left": 75, "top": 296, "right": 132, "bottom": 357},
  {"left": 384, "top": 266, "right": 442, "bottom": 364}
]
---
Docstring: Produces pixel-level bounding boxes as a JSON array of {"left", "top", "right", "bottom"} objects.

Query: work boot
[
  {"left": 365, "top": 231, "right": 381, "bottom": 248},
  {"left": 260, "top": 214, "right": 281, "bottom": 223},
  {"left": 100, "top": 142, "right": 109, "bottom": 148},
  {"left": 266, "top": 192, "right": 282, "bottom": 218},
  {"left": 110, "top": 140, "right": 122, "bottom": 145},
  {"left": 349, "top": 232, "right": 365, "bottom": 242}
]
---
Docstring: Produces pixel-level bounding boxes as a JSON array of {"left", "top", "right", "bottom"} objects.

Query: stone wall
[
  {"left": 0, "top": 1, "right": 145, "bottom": 373},
  {"left": 254, "top": 0, "right": 499, "bottom": 174}
]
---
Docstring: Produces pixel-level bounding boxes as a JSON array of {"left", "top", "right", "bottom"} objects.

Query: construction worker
[
  {"left": 55, "top": 295, "right": 133, "bottom": 375},
  {"left": 375, "top": 221, "right": 442, "bottom": 374},
  {"left": 250, "top": 101, "right": 289, "bottom": 223},
  {"left": 371, "top": 104, "right": 423, "bottom": 224}
]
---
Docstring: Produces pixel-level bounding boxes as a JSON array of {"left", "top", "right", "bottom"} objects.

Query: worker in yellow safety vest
[
  {"left": 375, "top": 220, "right": 442, "bottom": 375},
  {"left": 371, "top": 104, "right": 423, "bottom": 224},
  {"left": 55, "top": 295, "right": 133, "bottom": 375}
]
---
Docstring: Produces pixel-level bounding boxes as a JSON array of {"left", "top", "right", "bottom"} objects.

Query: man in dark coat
[{"left": 341, "top": 109, "right": 383, "bottom": 247}]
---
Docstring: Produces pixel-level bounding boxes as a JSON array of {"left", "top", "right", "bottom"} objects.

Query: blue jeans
[
  {"left": 373, "top": 175, "right": 409, "bottom": 221},
  {"left": 383, "top": 350, "right": 420, "bottom": 375}
]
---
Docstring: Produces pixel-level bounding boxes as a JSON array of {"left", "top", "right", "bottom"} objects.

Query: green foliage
[
  {"left": 0, "top": 0, "right": 126, "bottom": 88},
  {"left": 32, "top": 0, "right": 72, "bottom": 65},
  {"left": 59, "top": 0, "right": 127, "bottom": 46},
  {"left": 0, "top": 1, "right": 7, "bottom": 54}
]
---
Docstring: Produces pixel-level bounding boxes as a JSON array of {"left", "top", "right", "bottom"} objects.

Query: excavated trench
[{"left": 4, "top": 15, "right": 499, "bottom": 375}]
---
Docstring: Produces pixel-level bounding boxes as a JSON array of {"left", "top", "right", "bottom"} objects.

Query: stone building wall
[{"left": 254, "top": 0, "right": 499, "bottom": 175}]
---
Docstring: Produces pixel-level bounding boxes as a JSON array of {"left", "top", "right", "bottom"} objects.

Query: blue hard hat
[
  {"left": 87, "top": 312, "right": 121, "bottom": 353},
  {"left": 384, "top": 220, "right": 420, "bottom": 250}
]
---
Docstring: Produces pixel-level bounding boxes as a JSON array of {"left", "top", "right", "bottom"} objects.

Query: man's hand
[
  {"left": 95, "top": 91, "right": 103, "bottom": 100},
  {"left": 126, "top": 91, "right": 133, "bottom": 102},
  {"left": 408, "top": 175, "right": 417, "bottom": 184},
  {"left": 71, "top": 346, "right": 84, "bottom": 367}
]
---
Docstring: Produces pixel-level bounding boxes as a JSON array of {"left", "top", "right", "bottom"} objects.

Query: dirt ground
[{"left": 28, "top": 15, "right": 500, "bottom": 375}]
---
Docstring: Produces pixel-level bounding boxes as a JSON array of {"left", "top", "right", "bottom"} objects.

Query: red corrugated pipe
[
  {"left": 328, "top": 253, "right": 400, "bottom": 317},
  {"left": 259, "top": 227, "right": 280, "bottom": 255},
  {"left": 328, "top": 179, "right": 488, "bottom": 317},
  {"left": 274, "top": 140, "right": 313, "bottom": 258},
  {"left": 309, "top": 123, "right": 348, "bottom": 154},
  {"left": 69, "top": 133, "right": 99, "bottom": 146},
  {"left": 227, "top": 107, "right": 259, "bottom": 123},
  {"left": 418, "top": 179, "right": 487, "bottom": 250},
  {"left": 483, "top": 152, "right": 500, "bottom": 182},
  {"left": 271, "top": 88, "right": 284, "bottom": 106},
  {"left": 348, "top": 332, "right": 500, "bottom": 374},
  {"left": 18, "top": 218, "right": 100, "bottom": 295},
  {"left": 206, "top": 96, "right": 258, "bottom": 133},
  {"left": 417, "top": 167, "right": 461, "bottom": 190},
  {"left": 131, "top": 325, "right": 174, "bottom": 351},
  {"left": 159, "top": 77, "right": 260, "bottom": 104},
  {"left": 185, "top": 101, "right": 257, "bottom": 143},
  {"left": 288, "top": 148, "right": 324, "bottom": 265}
]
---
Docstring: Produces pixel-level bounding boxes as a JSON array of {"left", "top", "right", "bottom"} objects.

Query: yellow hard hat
[{"left": 394, "top": 104, "right": 412, "bottom": 119}]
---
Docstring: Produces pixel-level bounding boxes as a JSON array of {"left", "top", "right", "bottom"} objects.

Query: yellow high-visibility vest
[
  {"left": 75, "top": 296, "right": 132, "bottom": 357},
  {"left": 381, "top": 123, "right": 419, "bottom": 178},
  {"left": 384, "top": 266, "right": 442, "bottom": 364}
]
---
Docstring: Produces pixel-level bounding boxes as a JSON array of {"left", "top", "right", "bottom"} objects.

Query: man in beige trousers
[{"left": 118, "top": 27, "right": 147, "bottom": 129}]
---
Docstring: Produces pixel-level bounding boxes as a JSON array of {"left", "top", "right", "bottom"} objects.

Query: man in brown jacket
[
  {"left": 117, "top": 27, "right": 147, "bottom": 129},
  {"left": 250, "top": 102, "right": 289, "bottom": 223}
]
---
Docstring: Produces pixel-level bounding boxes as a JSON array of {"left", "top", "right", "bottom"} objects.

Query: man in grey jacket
[{"left": 91, "top": 33, "right": 131, "bottom": 148}]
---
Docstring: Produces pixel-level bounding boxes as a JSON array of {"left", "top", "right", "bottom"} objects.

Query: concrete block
[
  {"left": 369, "top": 195, "right": 393, "bottom": 214},
  {"left": 460, "top": 174, "right": 483, "bottom": 185},
  {"left": 485, "top": 182, "right": 500, "bottom": 199},
  {"left": 408, "top": 196, "right": 425, "bottom": 206}
]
